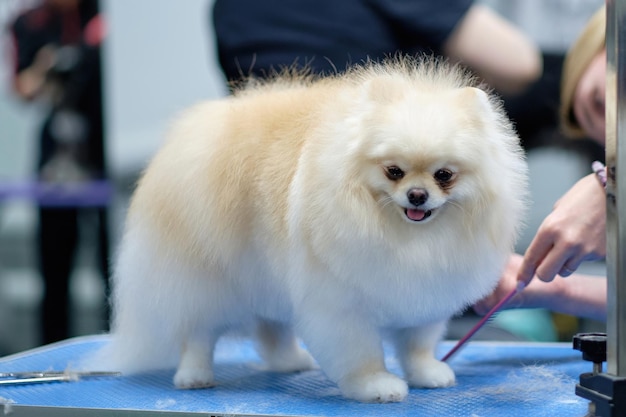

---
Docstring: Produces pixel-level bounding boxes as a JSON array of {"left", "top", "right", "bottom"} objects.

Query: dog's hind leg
[
  {"left": 171, "top": 271, "right": 236, "bottom": 389},
  {"left": 255, "top": 319, "right": 316, "bottom": 372},
  {"left": 174, "top": 329, "right": 219, "bottom": 389}
]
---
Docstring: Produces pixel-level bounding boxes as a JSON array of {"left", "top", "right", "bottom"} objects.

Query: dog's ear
[
  {"left": 456, "top": 87, "right": 492, "bottom": 112},
  {"left": 365, "top": 75, "right": 406, "bottom": 104},
  {"left": 454, "top": 87, "right": 496, "bottom": 130}
]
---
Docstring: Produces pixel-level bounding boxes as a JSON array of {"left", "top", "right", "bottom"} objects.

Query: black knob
[{"left": 573, "top": 332, "right": 607, "bottom": 363}]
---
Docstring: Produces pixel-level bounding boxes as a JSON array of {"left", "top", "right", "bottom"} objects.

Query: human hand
[
  {"left": 474, "top": 253, "right": 606, "bottom": 321},
  {"left": 517, "top": 173, "right": 606, "bottom": 285},
  {"left": 473, "top": 253, "right": 525, "bottom": 315},
  {"left": 33, "top": 45, "right": 57, "bottom": 74},
  {"left": 14, "top": 45, "right": 57, "bottom": 100}
]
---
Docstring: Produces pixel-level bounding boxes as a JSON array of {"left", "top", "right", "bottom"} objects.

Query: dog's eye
[
  {"left": 434, "top": 169, "right": 454, "bottom": 183},
  {"left": 384, "top": 166, "right": 405, "bottom": 180}
]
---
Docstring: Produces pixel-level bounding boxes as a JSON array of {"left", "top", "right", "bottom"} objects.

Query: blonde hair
[{"left": 560, "top": 6, "right": 606, "bottom": 139}]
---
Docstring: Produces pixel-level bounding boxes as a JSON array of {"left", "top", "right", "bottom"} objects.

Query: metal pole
[{"left": 605, "top": 0, "right": 626, "bottom": 377}]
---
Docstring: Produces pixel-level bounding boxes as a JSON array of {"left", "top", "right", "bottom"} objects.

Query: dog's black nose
[{"left": 407, "top": 188, "right": 429, "bottom": 206}]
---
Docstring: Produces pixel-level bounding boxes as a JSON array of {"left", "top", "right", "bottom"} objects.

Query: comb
[{"left": 441, "top": 281, "right": 526, "bottom": 362}]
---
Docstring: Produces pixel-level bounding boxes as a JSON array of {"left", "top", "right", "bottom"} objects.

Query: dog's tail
[{"left": 80, "top": 226, "right": 185, "bottom": 373}]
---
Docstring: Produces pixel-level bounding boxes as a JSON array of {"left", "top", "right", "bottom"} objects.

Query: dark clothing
[
  {"left": 213, "top": 1, "right": 602, "bottom": 156},
  {"left": 213, "top": 0, "right": 473, "bottom": 81},
  {"left": 38, "top": 207, "right": 110, "bottom": 343},
  {"left": 10, "top": 0, "right": 110, "bottom": 344}
]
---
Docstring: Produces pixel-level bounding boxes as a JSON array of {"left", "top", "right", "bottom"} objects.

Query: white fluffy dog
[{"left": 95, "top": 56, "right": 528, "bottom": 403}]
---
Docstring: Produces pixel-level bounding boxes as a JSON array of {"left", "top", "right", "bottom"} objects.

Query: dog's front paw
[
  {"left": 173, "top": 367, "right": 215, "bottom": 389},
  {"left": 339, "top": 371, "right": 408, "bottom": 403},
  {"left": 406, "top": 359, "right": 455, "bottom": 388}
]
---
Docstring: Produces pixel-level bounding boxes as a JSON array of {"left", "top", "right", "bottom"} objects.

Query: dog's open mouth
[{"left": 405, "top": 208, "right": 433, "bottom": 222}]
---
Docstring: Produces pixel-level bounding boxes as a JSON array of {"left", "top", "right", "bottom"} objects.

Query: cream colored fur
[{"left": 94, "top": 56, "right": 528, "bottom": 403}]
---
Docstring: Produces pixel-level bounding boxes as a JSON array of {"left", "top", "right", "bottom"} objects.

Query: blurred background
[
  {"left": 0, "top": 0, "right": 606, "bottom": 356},
  {"left": 0, "top": 0, "right": 226, "bottom": 355}
]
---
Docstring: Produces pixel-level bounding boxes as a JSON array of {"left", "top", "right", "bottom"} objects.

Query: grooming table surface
[{"left": 0, "top": 335, "right": 589, "bottom": 417}]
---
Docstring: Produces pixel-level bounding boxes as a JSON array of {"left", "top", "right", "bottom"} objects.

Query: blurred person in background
[
  {"left": 559, "top": 4, "right": 606, "bottom": 148},
  {"left": 481, "top": 0, "right": 604, "bottom": 154},
  {"left": 9, "top": 0, "right": 110, "bottom": 344},
  {"left": 212, "top": 0, "right": 542, "bottom": 98},
  {"left": 474, "top": 5, "right": 608, "bottom": 323}
]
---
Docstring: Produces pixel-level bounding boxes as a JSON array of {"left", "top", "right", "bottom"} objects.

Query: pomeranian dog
[{"left": 96, "top": 56, "right": 528, "bottom": 403}]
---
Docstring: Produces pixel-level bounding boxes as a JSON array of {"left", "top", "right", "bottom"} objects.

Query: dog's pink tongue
[{"left": 406, "top": 209, "right": 427, "bottom": 221}]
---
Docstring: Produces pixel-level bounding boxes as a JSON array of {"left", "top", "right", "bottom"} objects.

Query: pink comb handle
[{"left": 441, "top": 281, "right": 526, "bottom": 362}]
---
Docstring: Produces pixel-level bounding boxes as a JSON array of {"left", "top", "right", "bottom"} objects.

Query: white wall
[{"left": 104, "top": 0, "right": 227, "bottom": 177}]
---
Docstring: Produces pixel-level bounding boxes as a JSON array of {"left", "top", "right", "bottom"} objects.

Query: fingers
[
  {"left": 558, "top": 265, "right": 575, "bottom": 277},
  {"left": 472, "top": 298, "right": 493, "bottom": 316},
  {"left": 534, "top": 245, "right": 576, "bottom": 281},
  {"left": 523, "top": 237, "right": 587, "bottom": 282},
  {"left": 557, "top": 252, "right": 587, "bottom": 277},
  {"left": 519, "top": 172, "right": 607, "bottom": 284},
  {"left": 518, "top": 221, "right": 590, "bottom": 283},
  {"left": 473, "top": 285, "right": 523, "bottom": 315},
  {"left": 516, "top": 232, "right": 553, "bottom": 284},
  {"left": 474, "top": 254, "right": 523, "bottom": 315}
]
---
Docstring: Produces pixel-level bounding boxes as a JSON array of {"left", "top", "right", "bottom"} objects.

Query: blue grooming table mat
[{"left": 0, "top": 335, "right": 589, "bottom": 416}]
